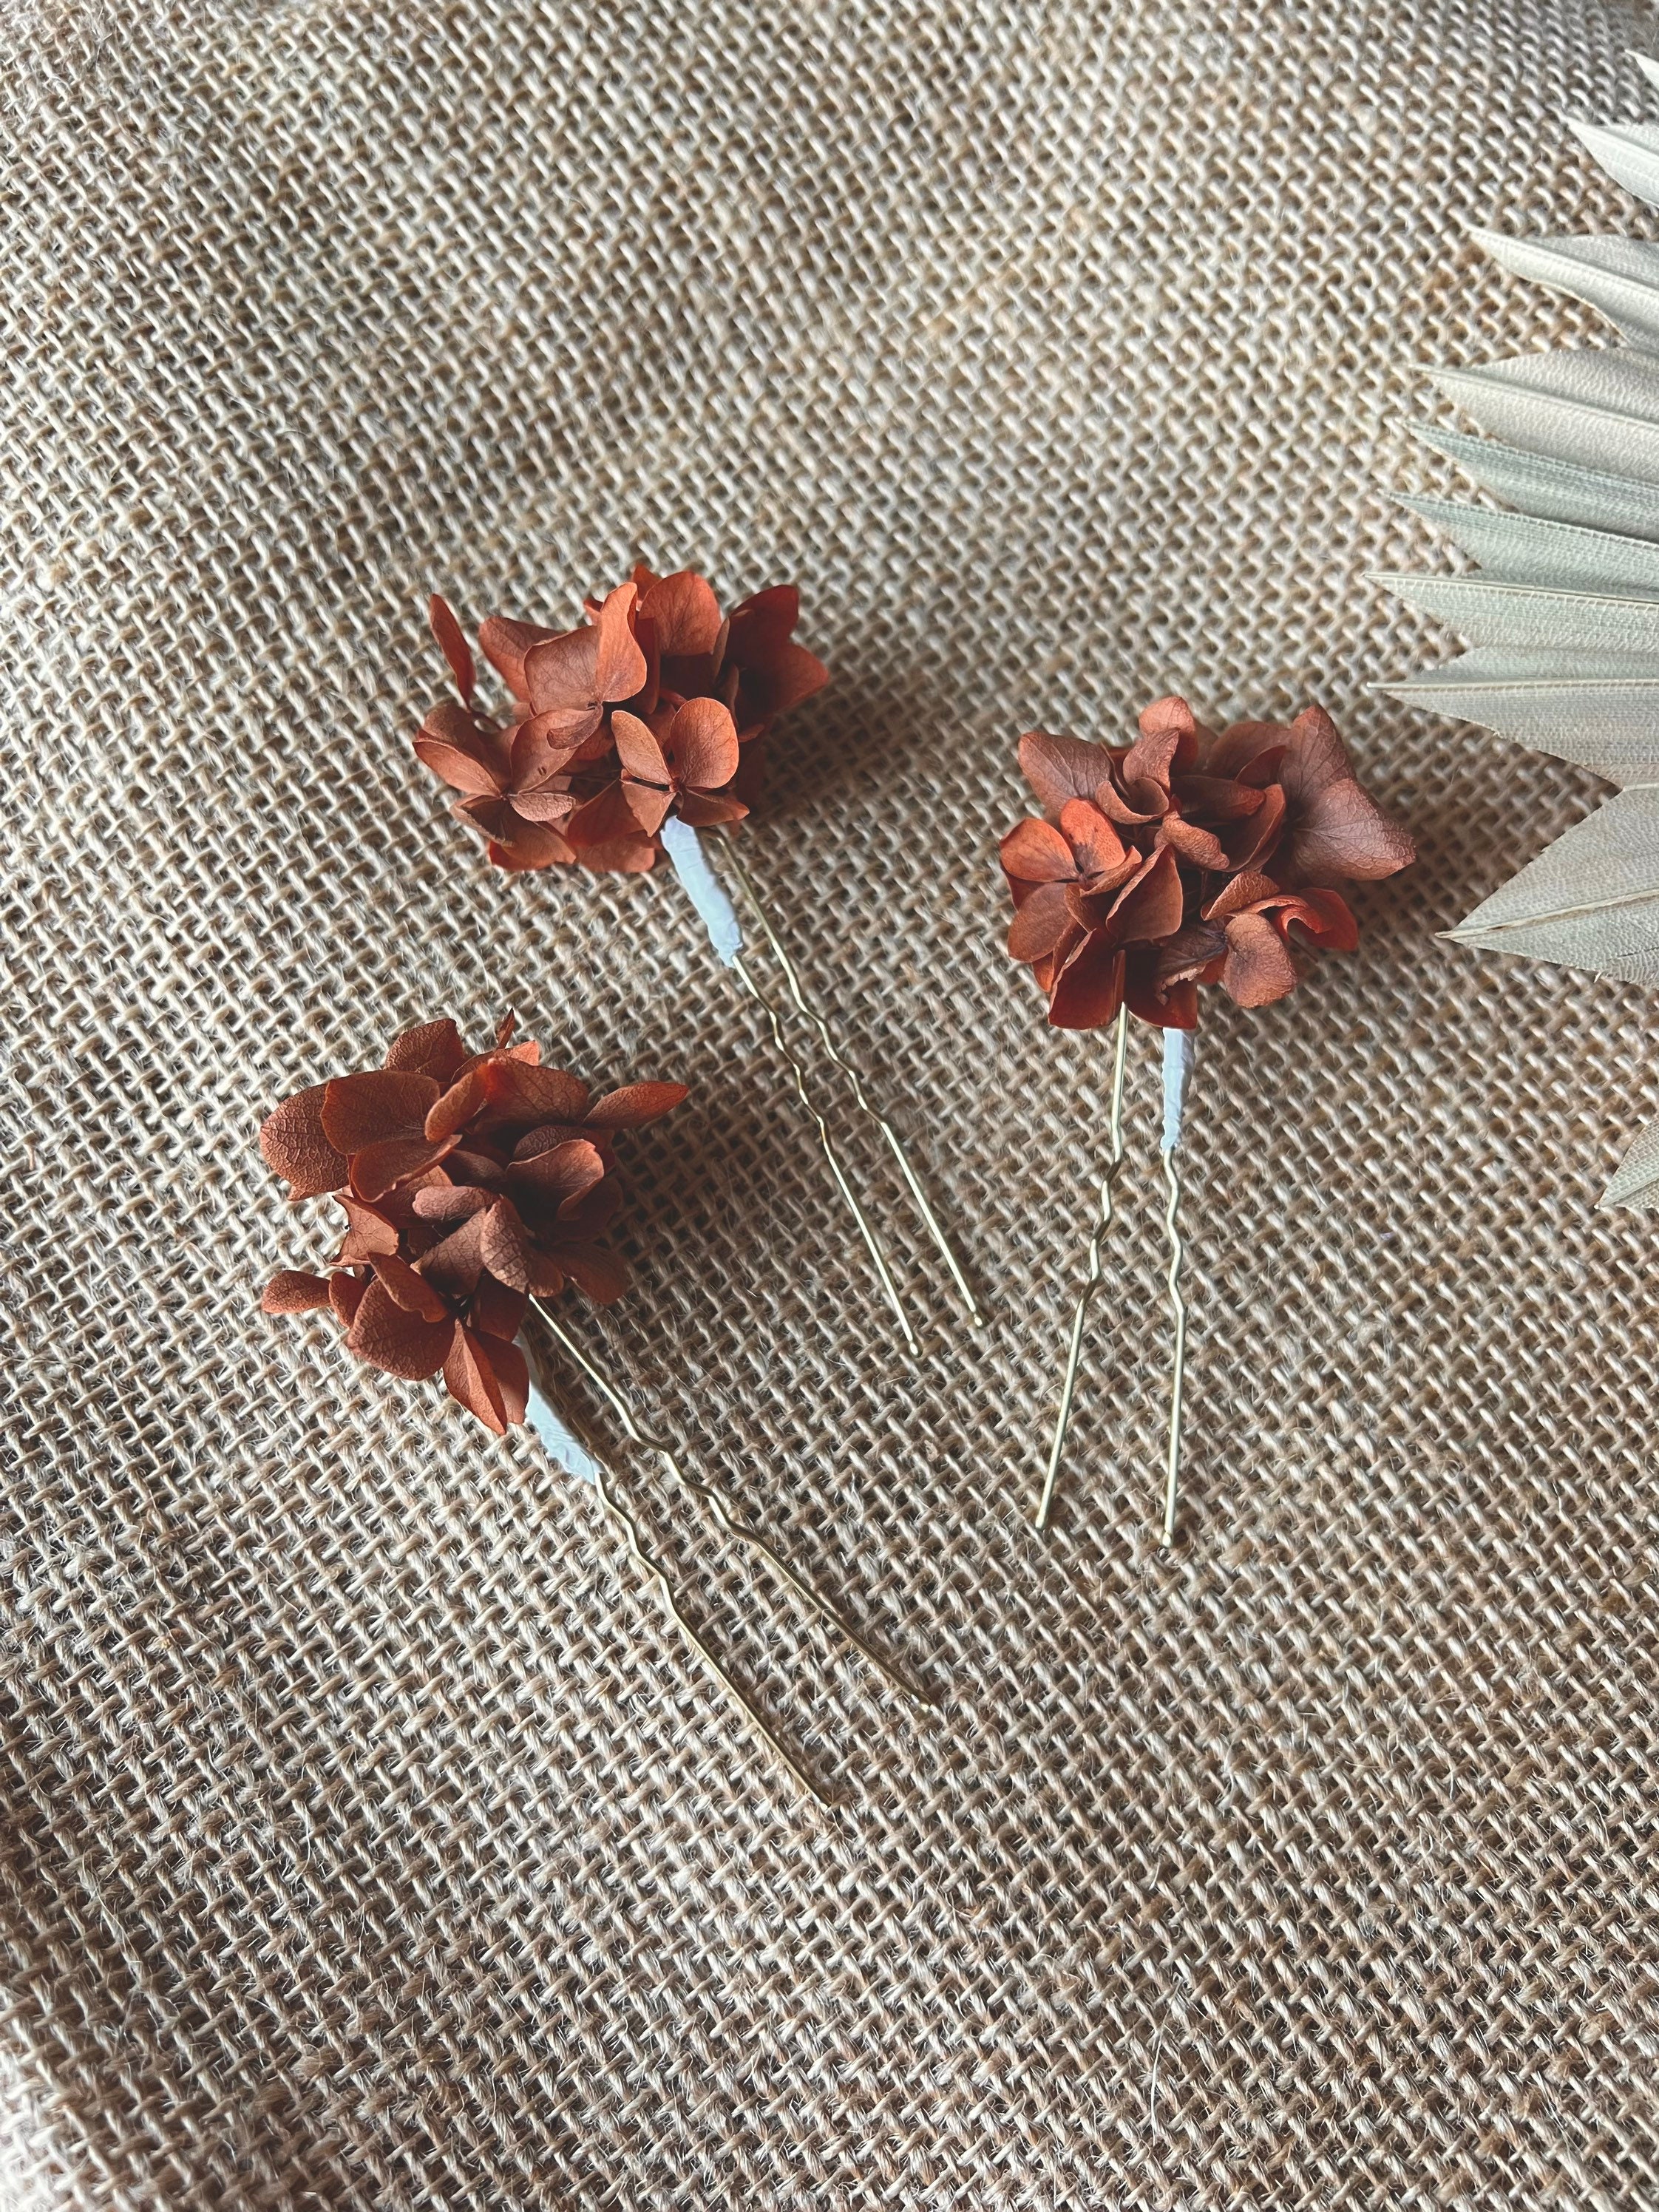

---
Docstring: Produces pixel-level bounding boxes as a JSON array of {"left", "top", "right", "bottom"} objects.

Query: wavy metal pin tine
[
  {"left": 717, "top": 829, "right": 984, "bottom": 1331},
  {"left": 535, "top": 1299, "right": 935, "bottom": 1709}
]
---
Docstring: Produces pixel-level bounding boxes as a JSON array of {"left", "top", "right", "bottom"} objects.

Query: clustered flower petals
[
  {"left": 259, "top": 1016, "right": 688, "bottom": 1433},
  {"left": 414, "top": 567, "right": 829, "bottom": 874},
  {"left": 1000, "top": 698, "right": 1414, "bottom": 1031}
]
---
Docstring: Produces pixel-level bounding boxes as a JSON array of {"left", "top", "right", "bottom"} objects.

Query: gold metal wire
[
  {"left": 1034, "top": 1003, "right": 1130, "bottom": 1532},
  {"left": 1159, "top": 1145, "right": 1188, "bottom": 1550},
  {"left": 533, "top": 1300, "right": 934, "bottom": 1709},
  {"left": 729, "top": 949, "right": 922, "bottom": 1356},
  {"left": 717, "top": 832, "right": 984, "bottom": 1331},
  {"left": 529, "top": 1362, "right": 831, "bottom": 1803}
]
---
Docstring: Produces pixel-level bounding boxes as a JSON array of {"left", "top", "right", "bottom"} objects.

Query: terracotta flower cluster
[
  {"left": 1000, "top": 697, "right": 1414, "bottom": 1030},
  {"left": 415, "top": 568, "right": 829, "bottom": 875},
  {"left": 259, "top": 1016, "right": 687, "bottom": 1433}
]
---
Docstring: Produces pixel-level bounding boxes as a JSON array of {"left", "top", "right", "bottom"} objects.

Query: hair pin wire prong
[
  {"left": 535, "top": 1300, "right": 934, "bottom": 1710},
  {"left": 729, "top": 949, "right": 922, "bottom": 1356},
  {"left": 534, "top": 1367, "right": 832, "bottom": 1805},
  {"left": 1158, "top": 1027, "right": 1194, "bottom": 1551},
  {"left": 1035, "top": 1001, "right": 1130, "bottom": 1533},
  {"left": 717, "top": 830, "right": 985, "bottom": 1332}
]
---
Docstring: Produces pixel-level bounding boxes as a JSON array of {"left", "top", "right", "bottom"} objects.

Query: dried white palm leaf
[{"left": 1377, "top": 55, "right": 1659, "bottom": 1207}]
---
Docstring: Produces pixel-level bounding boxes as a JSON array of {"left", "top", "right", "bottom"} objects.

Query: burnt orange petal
[
  {"left": 260, "top": 1084, "right": 347, "bottom": 1198},
  {"left": 508, "top": 1136, "right": 607, "bottom": 1213},
  {"left": 481, "top": 1059, "right": 591, "bottom": 1124},
  {"left": 567, "top": 832, "right": 659, "bottom": 872},
  {"left": 593, "top": 582, "right": 648, "bottom": 702},
  {"left": 1104, "top": 846, "right": 1184, "bottom": 946},
  {"left": 584, "top": 1082, "right": 689, "bottom": 1129},
  {"left": 1046, "top": 932, "right": 1126, "bottom": 1031},
  {"left": 330, "top": 1272, "right": 366, "bottom": 1326},
  {"left": 261, "top": 1269, "right": 333, "bottom": 1313},
  {"left": 611, "top": 708, "right": 670, "bottom": 782},
  {"left": 469, "top": 1275, "right": 528, "bottom": 1342},
  {"left": 383, "top": 1019, "right": 468, "bottom": 1082},
  {"left": 429, "top": 594, "right": 475, "bottom": 704},
  {"left": 350, "top": 1136, "right": 456, "bottom": 1203},
  {"left": 1006, "top": 881, "right": 1073, "bottom": 964},
  {"left": 370, "top": 1254, "right": 453, "bottom": 1321},
  {"left": 321, "top": 1071, "right": 440, "bottom": 1154},
  {"left": 1058, "top": 798, "right": 1127, "bottom": 879},
  {"left": 639, "top": 569, "right": 722, "bottom": 658},
  {"left": 477, "top": 614, "right": 560, "bottom": 699},
  {"left": 443, "top": 1326, "right": 529, "bottom": 1433},
  {"left": 414, "top": 699, "right": 510, "bottom": 795},
  {"left": 1018, "top": 730, "right": 1110, "bottom": 816},
  {"left": 1221, "top": 913, "right": 1299, "bottom": 1007},
  {"left": 564, "top": 780, "right": 643, "bottom": 849},
  {"left": 667, "top": 696, "right": 740, "bottom": 790},
  {"left": 346, "top": 1278, "right": 455, "bottom": 1379},
  {"left": 1286, "top": 781, "right": 1416, "bottom": 884},
  {"left": 999, "top": 817, "right": 1075, "bottom": 886},
  {"left": 622, "top": 779, "right": 674, "bottom": 835},
  {"left": 335, "top": 1195, "right": 401, "bottom": 1263}
]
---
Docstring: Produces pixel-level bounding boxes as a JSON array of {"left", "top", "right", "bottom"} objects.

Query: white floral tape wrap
[
  {"left": 523, "top": 1369, "right": 600, "bottom": 1485},
  {"left": 660, "top": 815, "right": 744, "bottom": 965}
]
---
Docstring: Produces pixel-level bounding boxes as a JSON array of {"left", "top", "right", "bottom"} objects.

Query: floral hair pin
[
  {"left": 1000, "top": 696, "right": 1414, "bottom": 1543},
  {"left": 258, "top": 1012, "right": 932, "bottom": 1805},
  {"left": 414, "top": 571, "right": 980, "bottom": 1352}
]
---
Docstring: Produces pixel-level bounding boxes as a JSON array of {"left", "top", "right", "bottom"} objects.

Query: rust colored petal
[
  {"left": 1046, "top": 932, "right": 1126, "bottom": 1031},
  {"left": 666, "top": 697, "right": 739, "bottom": 790},
  {"left": 477, "top": 615, "right": 560, "bottom": 699},
  {"left": 429, "top": 594, "right": 476, "bottom": 704},
  {"left": 412, "top": 1183, "right": 493, "bottom": 1224},
  {"left": 1221, "top": 912, "right": 1300, "bottom": 1007},
  {"left": 481, "top": 1059, "right": 591, "bottom": 1124},
  {"left": 330, "top": 1272, "right": 366, "bottom": 1327},
  {"left": 564, "top": 780, "right": 645, "bottom": 849},
  {"left": 999, "top": 816, "right": 1076, "bottom": 886},
  {"left": 346, "top": 1278, "right": 455, "bottom": 1380},
  {"left": 508, "top": 713, "right": 589, "bottom": 792},
  {"left": 1018, "top": 730, "right": 1111, "bottom": 816},
  {"left": 336, "top": 1195, "right": 401, "bottom": 1263},
  {"left": 321, "top": 1071, "right": 440, "bottom": 1155},
  {"left": 676, "top": 790, "right": 747, "bottom": 827},
  {"left": 1225, "top": 781, "right": 1287, "bottom": 872},
  {"left": 443, "top": 1326, "right": 529, "bottom": 1433},
  {"left": 260, "top": 1084, "right": 347, "bottom": 1198},
  {"left": 1283, "top": 886, "right": 1360, "bottom": 949},
  {"left": 1205, "top": 718, "right": 1290, "bottom": 781},
  {"left": 469, "top": 1275, "right": 527, "bottom": 1342},
  {"left": 1174, "top": 772, "right": 1265, "bottom": 824},
  {"left": 1136, "top": 695, "right": 1201, "bottom": 745},
  {"left": 622, "top": 778, "right": 674, "bottom": 835},
  {"left": 1273, "top": 705, "right": 1351, "bottom": 797},
  {"left": 554, "top": 1243, "right": 631, "bottom": 1303},
  {"left": 425, "top": 1069, "right": 486, "bottom": 1141},
  {"left": 611, "top": 708, "right": 671, "bottom": 782},
  {"left": 566, "top": 831, "right": 659, "bottom": 873},
  {"left": 639, "top": 569, "right": 722, "bottom": 658},
  {"left": 584, "top": 1082, "right": 689, "bottom": 1129},
  {"left": 1102, "top": 845, "right": 1184, "bottom": 946},
  {"left": 1124, "top": 957, "right": 1199, "bottom": 1030},
  {"left": 1007, "top": 880, "right": 1073, "bottom": 964},
  {"left": 478, "top": 1199, "right": 531, "bottom": 1289},
  {"left": 507, "top": 1136, "right": 608, "bottom": 1214},
  {"left": 1057, "top": 797, "right": 1127, "bottom": 879},
  {"left": 1122, "top": 721, "right": 1193, "bottom": 793},
  {"left": 1284, "top": 780, "right": 1416, "bottom": 884},
  {"left": 1158, "top": 813, "right": 1229, "bottom": 869},
  {"left": 1152, "top": 921, "right": 1227, "bottom": 991},
  {"left": 508, "top": 781, "right": 578, "bottom": 826},
  {"left": 383, "top": 1019, "right": 468, "bottom": 1082},
  {"left": 261, "top": 1269, "right": 333, "bottom": 1313},
  {"left": 349, "top": 1135, "right": 456, "bottom": 1203},
  {"left": 460, "top": 798, "right": 576, "bottom": 870},
  {"left": 370, "top": 1254, "right": 453, "bottom": 1322},
  {"left": 414, "top": 699, "right": 510, "bottom": 795}
]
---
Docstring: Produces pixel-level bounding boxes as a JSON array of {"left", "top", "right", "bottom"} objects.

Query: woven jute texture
[{"left": 4, "top": 0, "right": 1659, "bottom": 2203}]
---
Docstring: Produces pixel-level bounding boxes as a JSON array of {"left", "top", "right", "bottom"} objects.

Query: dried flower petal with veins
[
  {"left": 259, "top": 1015, "right": 687, "bottom": 1432},
  {"left": 1000, "top": 695, "right": 1411, "bottom": 1031}
]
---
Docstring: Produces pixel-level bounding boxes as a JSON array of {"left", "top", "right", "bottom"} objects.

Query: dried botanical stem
[
  {"left": 534, "top": 1363, "right": 830, "bottom": 1804},
  {"left": 535, "top": 1300, "right": 934, "bottom": 1709},
  {"left": 1159, "top": 1145, "right": 1188, "bottom": 1550},
  {"left": 730, "top": 950, "right": 921, "bottom": 1356},
  {"left": 1034, "top": 1002, "right": 1130, "bottom": 1533},
  {"left": 718, "top": 832, "right": 983, "bottom": 1330}
]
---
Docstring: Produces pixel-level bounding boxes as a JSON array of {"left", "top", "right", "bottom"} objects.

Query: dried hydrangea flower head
[
  {"left": 259, "top": 1014, "right": 686, "bottom": 1433},
  {"left": 1007, "top": 697, "right": 1414, "bottom": 1548},
  {"left": 257, "top": 1011, "right": 933, "bottom": 1805},
  {"left": 408, "top": 563, "right": 979, "bottom": 1352},
  {"left": 414, "top": 567, "right": 827, "bottom": 875},
  {"left": 1000, "top": 696, "right": 1414, "bottom": 1031}
]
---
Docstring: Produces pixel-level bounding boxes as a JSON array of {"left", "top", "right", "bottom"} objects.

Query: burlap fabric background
[{"left": 4, "top": 0, "right": 1658, "bottom": 2203}]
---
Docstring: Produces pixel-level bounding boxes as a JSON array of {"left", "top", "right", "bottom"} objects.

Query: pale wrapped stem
[
  {"left": 535, "top": 1300, "right": 934, "bottom": 1709},
  {"left": 1035, "top": 1003, "right": 1129, "bottom": 1533},
  {"left": 717, "top": 831, "right": 983, "bottom": 1330}
]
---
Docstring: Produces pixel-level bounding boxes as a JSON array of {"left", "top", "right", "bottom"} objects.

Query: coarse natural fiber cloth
[{"left": 3, "top": 0, "right": 1658, "bottom": 2203}]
